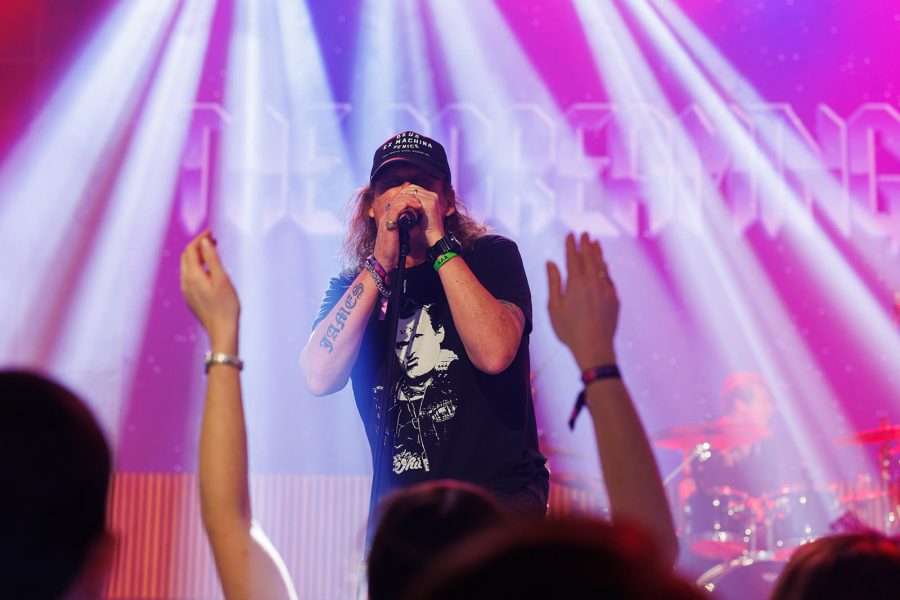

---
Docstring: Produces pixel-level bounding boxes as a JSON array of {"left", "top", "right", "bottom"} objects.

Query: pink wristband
[{"left": 367, "top": 255, "right": 389, "bottom": 281}]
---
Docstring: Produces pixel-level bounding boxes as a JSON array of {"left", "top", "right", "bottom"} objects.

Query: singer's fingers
[
  {"left": 386, "top": 196, "right": 425, "bottom": 231},
  {"left": 401, "top": 183, "right": 436, "bottom": 198},
  {"left": 379, "top": 199, "right": 402, "bottom": 232},
  {"left": 385, "top": 196, "right": 420, "bottom": 214},
  {"left": 394, "top": 195, "right": 425, "bottom": 213},
  {"left": 394, "top": 199, "right": 423, "bottom": 215}
]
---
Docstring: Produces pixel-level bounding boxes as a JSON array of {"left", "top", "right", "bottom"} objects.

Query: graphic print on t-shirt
[{"left": 385, "top": 302, "right": 459, "bottom": 475}]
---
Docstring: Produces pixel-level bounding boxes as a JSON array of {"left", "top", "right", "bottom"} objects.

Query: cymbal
[
  {"left": 654, "top": 422, "right": 772, "bottom": 451},
  {"left": 838, "top": 424, "right": 900, "bottom": 445}
]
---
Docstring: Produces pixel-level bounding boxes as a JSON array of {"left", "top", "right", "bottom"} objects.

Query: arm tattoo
[
  {"left": 499, "top": 300, "right": 526, "bottom": 331},
  {"left": 319, "top": 283, "right": 365, "bottom": 353}
]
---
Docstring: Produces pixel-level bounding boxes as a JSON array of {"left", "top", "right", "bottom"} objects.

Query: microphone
[{"left": 397, "top": 209, "right": 418, "bottom": 230}]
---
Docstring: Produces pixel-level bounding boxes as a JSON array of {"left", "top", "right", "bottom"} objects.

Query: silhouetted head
[
  {"left": 771, "top": 532, "right": 900, "bottom": 600},
  {"left": 367, "top": 480, "right": 506, "bottom": 600},
  {"left": 403, "top": 516, "right": 704, "bottom": 600},
  {"left": 0, "top": 370, "right": 112, "bottom": 599}
]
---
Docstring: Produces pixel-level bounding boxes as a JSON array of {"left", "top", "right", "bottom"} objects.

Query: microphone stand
[{"left": 367, "top": 226, "right": 412, "bottom": 531}]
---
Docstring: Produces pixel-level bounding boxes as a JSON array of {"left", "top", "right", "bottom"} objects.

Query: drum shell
[{"left": 683, "top": 486, "right": 752, "bottom": 560}]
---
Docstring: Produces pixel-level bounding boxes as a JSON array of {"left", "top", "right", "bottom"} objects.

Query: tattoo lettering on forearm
[{"left": 319, "top": 283, "right": 365, "bottom": 353}]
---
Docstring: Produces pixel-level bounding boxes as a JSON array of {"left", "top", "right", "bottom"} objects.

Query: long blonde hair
[{"left": 340, "top": 183, "right": 488, "bottom": 275}]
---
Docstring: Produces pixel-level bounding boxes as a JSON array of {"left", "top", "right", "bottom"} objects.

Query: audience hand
[
  {"left": 180, "top": 230, "right": 240, "bottom": 348},
  {"left": 546, "top": 232, "right": 619, "bottom": 369}
]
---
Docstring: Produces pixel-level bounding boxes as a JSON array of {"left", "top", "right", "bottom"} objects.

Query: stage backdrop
[{"left": 2, "top": 1, "right": 899, "bottom": 597}]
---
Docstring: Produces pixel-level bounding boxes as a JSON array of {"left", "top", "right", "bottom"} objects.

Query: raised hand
[
  {"left": 547, "top": 232, "right": 679, "bottom": 566},
  {"left": 546, "top": 232, "right": 619, "bottom": 369},
  {"left": 179, "top": 230, "right": 240, "bottom": 350}
]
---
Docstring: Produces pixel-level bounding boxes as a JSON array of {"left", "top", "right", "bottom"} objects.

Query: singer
[{"left": 300, "top": 131, "right": 548, "bottom": 516}]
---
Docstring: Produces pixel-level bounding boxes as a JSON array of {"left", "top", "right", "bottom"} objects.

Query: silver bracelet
[
  {"left": 364, "top": 260, "right": 392, "bottom": 297},
  {"left": 204, "top": 351, "right": 244, "bottom": 374}
]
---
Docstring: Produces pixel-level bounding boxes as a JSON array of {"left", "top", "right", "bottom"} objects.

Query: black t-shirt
[{"left": 313, "top": 235, "right": 548, "bottom": 504}]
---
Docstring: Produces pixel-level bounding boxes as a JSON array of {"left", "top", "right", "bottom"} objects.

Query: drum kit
[{"left": 655, "top": 420, "right": 900, "bottom": 595}]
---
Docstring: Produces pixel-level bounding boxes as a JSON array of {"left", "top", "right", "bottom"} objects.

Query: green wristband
[{"left": 433, "top": 251, "right": 459, "bottom": 271}]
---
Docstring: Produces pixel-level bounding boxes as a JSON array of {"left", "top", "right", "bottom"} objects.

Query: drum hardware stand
[
  {"left": 663, "top": 442, "right": 712, "bottom": 487},
  {"left": 754, "top": 496, "right": 774, "bottom": 559},
  {"left": 664, "top": 442, "right": 712, "bottom": 544},
  {"left": 878, "top": 441, "right": 893, "bottom": 482},
  {"left": 877, "top": 440, "right": 899, "bottom": 531}
]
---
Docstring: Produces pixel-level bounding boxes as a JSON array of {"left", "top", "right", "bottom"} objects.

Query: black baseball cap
[{"left": 369, "top": 131, "right": 452, "bottom": 186}]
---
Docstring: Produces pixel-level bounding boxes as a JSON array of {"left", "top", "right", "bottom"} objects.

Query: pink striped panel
[{"left": 103, "top": 473, "right": 597, "bottom": 598}]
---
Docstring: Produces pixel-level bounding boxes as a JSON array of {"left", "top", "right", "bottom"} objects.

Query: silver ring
[
  {"left": 412, "top": 188, "right": 418, "bottom": 195},
  {"left": 385, "top": 219, "right": 397, "bottom": 231}
]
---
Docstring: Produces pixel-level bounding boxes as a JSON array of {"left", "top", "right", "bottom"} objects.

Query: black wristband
[
  {"left": 581, "top": 364, "right": 621, "bottom": 385},
  {"left": 569, "top": 364, "right": 621, "bottom": 430},
  {"left": 426, "top": 233, "right": 462, "bottom": 263}
]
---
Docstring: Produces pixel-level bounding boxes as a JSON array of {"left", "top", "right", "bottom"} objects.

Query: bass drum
[
  {"left": 696, "top": 554, "right": 786, "bottom": 599},
  {"left": 683, "top": 486, "right": 752, "bottom": 560}
]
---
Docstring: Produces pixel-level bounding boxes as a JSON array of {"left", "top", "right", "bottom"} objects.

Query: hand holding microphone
[
  {"left": 397, "top": 207, "right": 419, "bottom": 230},
  {"left": 384, "top": 186, "right": 422, "bottom": 231},
  {"left": 377, "top": 184, "right": 450, "bottom": 269},
  {"left": 396, "top": 185, "right": 423, "bottom": 230},
  {"left": 375, "top": 186, "right": 427, "bottom": 269}
]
